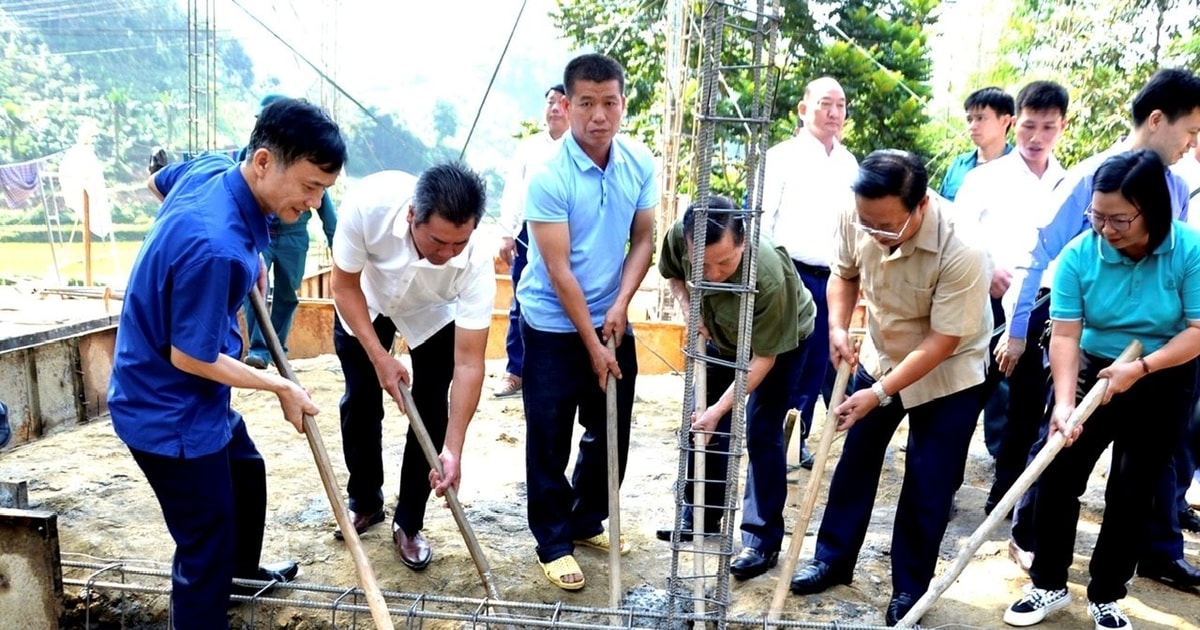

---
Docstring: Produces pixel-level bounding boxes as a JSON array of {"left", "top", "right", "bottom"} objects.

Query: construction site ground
[{"left": 3, "top": 353, "right": 1198, "bottom": 629}]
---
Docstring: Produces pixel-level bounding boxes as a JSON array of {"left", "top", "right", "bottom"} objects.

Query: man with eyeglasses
[
  {"left": 790, "top": 150, "right": 992, "bottom": 627},
  {"left": 940, "top": 86, "right": 1015, "bottom": 202},
  {"left": 1001, "top": 67, "right": 1200, "bottom": 587},
  {"left": 761, "top": 76, "right": 858, "bottom": 471},
  {"left": 953, "top": 81, "right": 1069, "bottom": 519}
]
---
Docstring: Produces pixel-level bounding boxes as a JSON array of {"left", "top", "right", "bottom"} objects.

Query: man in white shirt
[
  {"left": 761, "top": 76, "right": 859, "bottom": 468},
  {"left": 329, "top": 163, "right": 496, "bottom": 571},
  {"left": 953, "top": 80, "right": 1069, "bottom": 518},
  {"left": 493, "top": 84, "right": 569, "bottom": 398}
]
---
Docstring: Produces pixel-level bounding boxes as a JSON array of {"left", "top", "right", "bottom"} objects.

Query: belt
[{"left": 794, "top": 261, "right": 831, "bottom": 279}]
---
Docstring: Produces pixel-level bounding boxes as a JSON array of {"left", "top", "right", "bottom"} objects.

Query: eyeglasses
[
  {"left": 1085, "top": 209, "right": 1141, "bottom": 232},
  {"left": 852, "top": 212, "right": 913, "bottom": 241}
]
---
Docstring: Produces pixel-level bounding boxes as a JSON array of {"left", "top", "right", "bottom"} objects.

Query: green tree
[{"left": 432, "top": 100, "right": 459, "bottom": 145}]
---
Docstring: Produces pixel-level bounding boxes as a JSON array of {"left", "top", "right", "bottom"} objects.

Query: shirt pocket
[{"left": 892, "top": 282, "right": 934, "bottom": 319}]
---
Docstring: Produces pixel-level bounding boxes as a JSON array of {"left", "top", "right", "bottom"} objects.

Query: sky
[{"left": 214, "top": 0, "right": 575, "bottom": 170}]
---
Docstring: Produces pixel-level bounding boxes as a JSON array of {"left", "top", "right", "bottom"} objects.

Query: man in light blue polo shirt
[
  {"left": 518, "top": 52, "right": 657, "bottom": 591},
  {"left": 109, "top": 98, "right": 346, "bottom": 629}
]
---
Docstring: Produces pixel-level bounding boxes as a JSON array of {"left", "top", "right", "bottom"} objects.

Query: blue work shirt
[
  {"left": 109, "top": 155, "right": 270, "bottom": 457},
  {"left": 1009, "top": 145, "right": 1190, "bottom": 339},
  {"left": 939, "top": 144, "right": 1013, "bottom": 201},
  {"left": 1052, "top": 221, "right": 1200, "bottom": 359},
  {"left": 517, "top": 132, "right": 657, "bottom": 333}
]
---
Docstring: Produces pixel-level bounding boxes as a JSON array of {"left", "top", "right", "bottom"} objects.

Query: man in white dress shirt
[
  {"left": 329, "top": 163, "right": 496, "bottom": 571},
  {"left": 494, "top": 84, "right": 569, "bottom": 398},
  {"left": 761, "top": 76, "right": 859, "bottom": 468},
  {"left": 954, "top": 80, "right": 1069, "bottom": 517}
]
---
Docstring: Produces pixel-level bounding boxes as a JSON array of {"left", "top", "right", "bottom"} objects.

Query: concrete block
[
  {"left": 0, "top": 507, "right": 62, "bottom": 629},
  {"left": 0, "top": 480, "right": 28, "bottom": 509}
]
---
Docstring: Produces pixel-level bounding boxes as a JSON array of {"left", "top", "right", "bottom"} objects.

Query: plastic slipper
[
  {"left": 540, "top": 554, "right": 585, "bottom": 591},
  {"left": 574, "top": 531, "right": 631, "bottom": 555}
]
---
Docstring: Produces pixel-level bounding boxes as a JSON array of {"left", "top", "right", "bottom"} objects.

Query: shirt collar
[
  {"left": 885, "top": 193, "right": 943, "bottom": 258},
  {"left": 1096, "top": 223, "right": 1177, "bottom": 264},
  {"left": 564, "top": 131, "right": 623, "bottom": 172},
  {"left": 224, "top": 165, "right": 270, "bottom": 252}
]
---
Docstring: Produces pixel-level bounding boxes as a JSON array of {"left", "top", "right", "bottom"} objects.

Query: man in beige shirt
[{"left": 788, "top": 150, "right": 992, "bottom": 627}]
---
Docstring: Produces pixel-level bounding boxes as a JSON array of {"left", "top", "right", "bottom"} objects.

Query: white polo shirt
[
  {"left": 760, "top": 129, "right": 858, "bottom": 267},
  {"left": 952, "top": 150, "right": 1066, "bottom": 300},
  {"left": 497, "top": 130, "right": 562, "bottom": 238},
  {"left": 331, "top": 170, "right": 496, "bottom": 348}
]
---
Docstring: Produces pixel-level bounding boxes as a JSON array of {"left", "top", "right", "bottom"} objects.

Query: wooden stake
[
  {"left": 692, "top": 343, "right": 708, "bottom": 623},
  {"left": 896, "top": 339, "right": 1143, "bottom": 628},
  {"left": 605, "top": 335, "right": 623, "bottom": 610}
]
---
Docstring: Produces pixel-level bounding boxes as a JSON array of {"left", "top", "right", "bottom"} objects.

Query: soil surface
[{"left": 2, "top": 354, "right": 1198, "bottom": 629}]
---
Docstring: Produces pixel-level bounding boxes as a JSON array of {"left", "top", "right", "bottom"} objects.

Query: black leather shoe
[
  {"left": 393, "top": 523, "right": 433, "bottom": 571},
  {"left": 885, "top": 592, "right": 918, "bottom": 627},
  {"left": 333, "top": 507, "right": 386, "bottom": 541},
  {"left": 729, "top": 547, "right": 778, "bottom": 581},
  {"left": 799, "top": 446, "right": 815, "bottom": 470},
  {"left": 790, "top": 559, "right": 852, "bottom": 595},
  {"left": 655, "top": 519, "right": 719, "bottom": 542},
  {"left": 1137, "top": 557, "right": 1200, "bottom": 588},
  {"left": 1180, "top": 509, "right": 1200, "bottom": 533}
]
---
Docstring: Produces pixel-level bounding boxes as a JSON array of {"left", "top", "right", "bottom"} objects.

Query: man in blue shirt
[
  {"left": 519, "top": 53, "right": 657, "bottom": 591},
  {"left": 939, "top": 86, "right": 1014, "bottom": 202},
  {"left": 240, "top": 94, "right": 338, "bottom": 370},
  {"left": 111, "top": 98, "right": 346, "bottom": 629},
  {"left": 1001, "top": 68, "right": 1200, "bottom": 587}
]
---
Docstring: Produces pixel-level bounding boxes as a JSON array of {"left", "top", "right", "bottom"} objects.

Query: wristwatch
[{"left": 871, "top": 381, "right": 893, "bottom": 407}]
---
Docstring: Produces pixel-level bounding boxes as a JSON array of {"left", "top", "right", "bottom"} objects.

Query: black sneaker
[
  {"left": 1003, "top": 586, "right": 1070, "bottom": 626},
  {"left": 1088, "top": 601, "right": 1130, "bottom": 629}
]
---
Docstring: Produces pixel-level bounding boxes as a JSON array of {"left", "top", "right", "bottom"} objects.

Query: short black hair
[
  {"left": 964, "top": 87, "right": 1015, "bottom": 118},
  {"left": 563, "top": 53, "right": 625, "bottom": 97},
  {"left": 412, "top": 162, "right": 487, "bottom": 227},
  {"left": 546, "top": 84, "right": 565, "bottom": 98},
  {"left": 247, "top": 97, "right": 346, "bottom": 174},
  {"left": 1092, "top": 149, "right": 1172, "bottom": 252},
  {"left": 1016, "top": 80, "right": 1069, "bottom": 117},
  {"left": 1131, "top": 68, "right": 1200, "bottom": 126},
  {"left": 682, "top": 195, "right": 744, "bottom": 247},
  {"left": 852, "top": 150, "right": 928, "bottom": 213}
]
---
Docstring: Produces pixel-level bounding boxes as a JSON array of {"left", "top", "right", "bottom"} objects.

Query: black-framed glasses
[{"left": 1085, "top": 208, "right": 1141, "bottom": 233}]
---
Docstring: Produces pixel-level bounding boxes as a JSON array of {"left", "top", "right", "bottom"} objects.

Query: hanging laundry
[
  {"left": 58, "top": 120, "right": 113, "bottom": 239},
  {"left": 0, "top": 158, "right": 45, "bottom": 209}
]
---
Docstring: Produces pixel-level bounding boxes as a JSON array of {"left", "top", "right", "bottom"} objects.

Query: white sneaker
[
  {"left": 1186, "top": 475, "right": 1200, "bottom": 509},
  {"left": 1004, "top": 587, "right": 1071, "bottom": 626},
  {"left": 1088, "top": 601, "right": 1131, "bottom": 629}
]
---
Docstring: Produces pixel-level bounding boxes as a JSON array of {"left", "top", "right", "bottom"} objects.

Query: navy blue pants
[
  {"left": 129, "top": 419, "right": 266, "bottom": 630},
  {"left": 787, "top": 261, "right": 830, "bottom": 451},
  {"left": 814, "top": 370, "right": 984, "bottom": 598},
  {"left": 504, "top": 224, "right": 529, "bottom": 377},
  {"left": 522, "top": 322, "right": 637, "bottom": 563},
  {"left": 682, "top": 339, "right": 808, "bottom": 552},
  {"left": 334, "top": 315, "right": 454, "bottom": 535},
  {"left": 1029, "top": 353, "right": 1193, "bottom": 603},
  {"left": 243, "top": 228, "right": 308, "bottom": 361}
]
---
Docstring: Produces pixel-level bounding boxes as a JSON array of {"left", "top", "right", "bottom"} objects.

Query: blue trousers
[
  {"left": 504, "top": 224, "right": 528, "bottom": 377},
  {"left": 129, "top": 419, "right": 266, "bottom": 630},
  {"left": 814, "top": 371, "right": 984, "bottom": 598},
  {"left": 787, "top": 262, "right": 829, "bottom": 451},
  {"left": 1029, "top": 353, "right": 1193, "bottom": 603},
  {"left": 334, "top": 315, "right": 455, "bottom": 534},
  {"left": 681, "top": 340, "right": 808, "bottom": 552},
  {"left": 243, "top": 229, "right": 308, "bottom": 359},
  {"left": 522, "top": 322, "right": 637, "bottom": 563}
]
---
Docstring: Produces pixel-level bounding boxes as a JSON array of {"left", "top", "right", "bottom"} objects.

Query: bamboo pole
[
  {"left": 247, "top": 289, "right": 395, "bottom": 630},
  {"left": 896, "top": 339, "right": 1143, "bottom": 628},
  {"left": 605, "top": 335, "right": 623, "bottom": 610},
  {"left": 692, "top": 343, "right": 708, "bottom": 622}
]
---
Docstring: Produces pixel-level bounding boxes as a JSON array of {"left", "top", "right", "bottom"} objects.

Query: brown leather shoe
[
  {"left": 393, "top": 523, "right": 433, "bottom": 571},
  {"left": 333, "top": 508, "right": 386, "bottom": 541}
]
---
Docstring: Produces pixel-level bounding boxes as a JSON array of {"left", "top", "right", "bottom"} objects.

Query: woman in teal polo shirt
[{"left": 1004, "top": 149, "right": 1200, "bottom": 630}]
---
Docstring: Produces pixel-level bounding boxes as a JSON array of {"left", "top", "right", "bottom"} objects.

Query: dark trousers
[
  {"left": 130, "top": 419, "right": 265, "bottom": 630},
  {"left": 243, "top": 229, "right": 307, "bottom": 358},
  {"left": 787, "top": 261, "right": 830, "bottom": 450},
  {"left": 1029, "top": 352, "right": 1193, "bottom": 603},
  {"left": 814, "top": 370, "right": 984, "bottom": 597},
  {"left": 981, "top": 293, "right": 1052, "bottom": 510},
  {"left": 522, "top": 322, "right": 637, "bottom": 563},
  {"left": 334, "top": 315, "right": 455, "bottom": 535},
  {"left": 683, "top": 340, "right": 808, "bottom": 552},
  {"left": 504, "top": 224, "right": 528, "bottom": 377}
]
